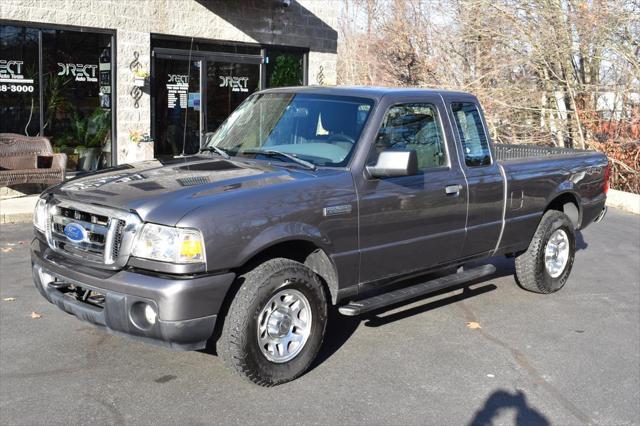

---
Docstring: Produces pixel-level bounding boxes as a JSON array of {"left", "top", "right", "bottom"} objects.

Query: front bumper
[{"left": 31, "top": 238, "right": 236, "bottom": 350}]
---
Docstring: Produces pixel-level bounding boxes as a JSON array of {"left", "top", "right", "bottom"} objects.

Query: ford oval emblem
[{"left": 63, "top": 222, "right": 86, "bottom": 243}]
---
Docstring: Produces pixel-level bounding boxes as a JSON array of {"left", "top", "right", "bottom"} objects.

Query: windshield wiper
[
  {"left": 200, "top": 145, "right": 230, "bottom": 159},
  {"left": 242, "top": 149, "right": 316, "bottom": 171}
]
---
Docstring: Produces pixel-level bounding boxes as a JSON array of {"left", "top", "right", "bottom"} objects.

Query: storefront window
[
  {"left": 0, "top": 25, "right": 40, "bottom": 136},
  {"left": 266, "top": 49, "right": 304, "bottom": 87},
  {"left": 0, "top": 23, "right": 114, "bottom": 173},
  {"left": 42, "top": 29, "right": 113, "bottom": 171}
]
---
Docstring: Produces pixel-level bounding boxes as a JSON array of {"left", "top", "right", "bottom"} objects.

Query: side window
[
  {"left": 370, "top": 103, "right": 447, "bottom": 170},
  {"left": 451, "top": 102, "right": 491, "bottom": 166}
]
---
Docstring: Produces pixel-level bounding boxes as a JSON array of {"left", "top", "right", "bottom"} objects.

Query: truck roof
[{"left": 259, "top": 85, "right": 475, "bottom": 101}]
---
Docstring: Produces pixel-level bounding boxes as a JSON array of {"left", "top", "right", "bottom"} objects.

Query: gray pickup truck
[{"left": 31, "top": 87, "right": 608, "bottom": 386}]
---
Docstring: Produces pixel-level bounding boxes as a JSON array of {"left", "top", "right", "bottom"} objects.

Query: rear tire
[
  {"left": 218, "top": 258, "right": 327, "bottom": 386},
  {"left": 515, "top": 210, "right": 576, "bottom": 294}
]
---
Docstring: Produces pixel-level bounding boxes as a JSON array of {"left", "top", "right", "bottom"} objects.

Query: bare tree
[{"left": 338, "top": 0, "right": 640, "bottom": 192}]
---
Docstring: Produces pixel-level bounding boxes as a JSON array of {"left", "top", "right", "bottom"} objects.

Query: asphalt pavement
[{"left": 1, "top": 209, "right": 638, "bottom": 425}]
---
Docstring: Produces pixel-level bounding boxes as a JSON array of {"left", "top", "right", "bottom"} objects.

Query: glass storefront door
[
  {"left": 152, "top": 50, "right": 261, "bottom": 158},
  {"left": 153, "top": 57, "right": 202, "bottom": 159},
  {"left": 205, "top": 61, "right": 260, "bottom": 133}
]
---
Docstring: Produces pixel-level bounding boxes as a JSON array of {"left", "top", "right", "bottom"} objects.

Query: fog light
[
  {"left": 130, "top": 301, "right": 158, "bottom": 330},
  {"left": 144, "top": 304, "right": 157, "bottom": 325}
]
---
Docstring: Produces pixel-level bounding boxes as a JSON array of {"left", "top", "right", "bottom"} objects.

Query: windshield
[{"left": 204, "top": 93, "right": 374, "bottom": 167}]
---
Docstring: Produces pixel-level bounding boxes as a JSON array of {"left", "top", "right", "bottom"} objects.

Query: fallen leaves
[
  {"left": 2, "top": 297, "right": 16, "bottom": 302},
  {"left": 30, "top": 311, "right": 42, "bottom": 319},
  {"left": 466, "top": 321, "right": 481, "bottom": 330},
  {"left": 1, "top": 241, "right": 27, "bottom": 253}
]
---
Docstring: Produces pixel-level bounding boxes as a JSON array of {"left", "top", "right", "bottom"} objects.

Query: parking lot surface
[{"left": 1, "top": 209, "right": 638, "bottom": 425}]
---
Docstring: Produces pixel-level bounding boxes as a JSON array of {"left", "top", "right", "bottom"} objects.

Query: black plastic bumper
[
  {"left": 580, "top": 196, "right": 607, "bottom": 230},
  {"left": 31, "top": 238, "right": 236, "bottom": 350}
]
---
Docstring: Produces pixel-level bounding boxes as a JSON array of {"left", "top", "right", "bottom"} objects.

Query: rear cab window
[{"left": 451, "top": 102, "right": 491, "bottom": 167}]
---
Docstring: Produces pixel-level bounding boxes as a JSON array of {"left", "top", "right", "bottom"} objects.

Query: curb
[
  {"left": 606, "top": 189, "right": 640, "bottom": 215},
  {"left": 0, "top": 212, "right": 34, "bottom": 224},
  {"left": 0, "top": 195, "right": 38, "bottom": 225}
]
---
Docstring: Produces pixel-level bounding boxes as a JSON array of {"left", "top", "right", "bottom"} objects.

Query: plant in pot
[
  {"left": 133, "top": 69, "right": 150, "bottom": 87},
  {"left": 269, "top": 54, "right": 303, "bottom": 87},
  {"left": 44, "top": 73, "right": 76, "bottom": 169},
  {"left": 63, "top": 109, "right": 111, "bottom": 172},
  {"left": 124, "top": 130, "right": 153, "bottom": 163},
  {"left": 53, "top": 143, "right": 79, "bottom": 171}
]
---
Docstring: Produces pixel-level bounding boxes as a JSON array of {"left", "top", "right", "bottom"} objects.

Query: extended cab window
[
  {"left": 451, "top": 102, "right": 491, "bottom": 166},
  {"left": 370, "top": 103, "right": 447, "bottom": 170}
]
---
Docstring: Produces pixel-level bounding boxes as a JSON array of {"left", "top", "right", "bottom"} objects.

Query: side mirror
[{"left": 366, "top": 150, "right": 419, "bottom": 178}]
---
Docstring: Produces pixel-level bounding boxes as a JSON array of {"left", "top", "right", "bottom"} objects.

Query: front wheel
[
  {"left": 218, "top": 258, "right": 327, "bottom": 386},
  {"left": 515, "top": 210, "right": 576, "bottom": 294}
]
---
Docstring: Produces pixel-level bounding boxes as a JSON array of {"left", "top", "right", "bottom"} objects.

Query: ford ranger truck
[{"left": 31, "top": 87, "right": 609, "bottom": 386}]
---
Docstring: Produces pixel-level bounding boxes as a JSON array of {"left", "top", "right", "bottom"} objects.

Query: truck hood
[{"left": 48, "top": 156, "right": 320, "bottom": 225}]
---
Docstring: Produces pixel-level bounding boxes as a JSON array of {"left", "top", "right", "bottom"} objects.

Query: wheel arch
[
  {"left": 544, "top": 191, "right": 581, "bottom": 229},
  {"left": 236, "top": 238, "right": 340, "bottom": 305}
]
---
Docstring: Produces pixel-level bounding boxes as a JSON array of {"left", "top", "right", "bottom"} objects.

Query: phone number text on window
[{"left": 0, "top": 84, "right": 35, "bottom": 93}]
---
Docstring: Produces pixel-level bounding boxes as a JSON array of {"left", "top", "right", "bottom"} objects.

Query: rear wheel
[
  {"left": 218, "top": 258, "right": 327, "bottom": 386},
  {"left": 515, "top": 210, "right": 576, "bottom": 293}
]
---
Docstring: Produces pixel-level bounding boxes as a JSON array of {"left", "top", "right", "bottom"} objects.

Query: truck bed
[{"left": 495, "top": 144, "right": 587, "bottom": 161}]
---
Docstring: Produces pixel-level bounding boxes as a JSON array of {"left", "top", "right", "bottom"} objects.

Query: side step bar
[{"left": 338, "top": 264, "right": 496, "bottom": 316}]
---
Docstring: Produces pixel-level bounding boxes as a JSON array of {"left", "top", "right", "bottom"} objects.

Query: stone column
[
  {"left": 308, "top": 51, "right": 337, "bottom": 86},
  {"left": 116, "top": 30, "right": 152, "bottom": 164}
]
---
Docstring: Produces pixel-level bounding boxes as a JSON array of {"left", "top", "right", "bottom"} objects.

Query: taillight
[{"left": 603, "top": 163, "right": 611, "bottom": 195}]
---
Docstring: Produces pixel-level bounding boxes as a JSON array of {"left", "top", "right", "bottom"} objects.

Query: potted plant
[
  {"left": 133, "top": 69, "right": 150, "bottom": 87},
  {"left": 60, "top": 109, "right": 111, "bottom": 171},
  {"left": 53, "top": 144, "right": 79, "bottom": 171},
  {"left": 125, "top": 130, "right": 153, "bottom": 163}
]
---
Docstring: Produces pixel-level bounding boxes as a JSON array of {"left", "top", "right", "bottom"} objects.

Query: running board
[{"left": 338, "top": 264, "right": 496, "bottom": 316}]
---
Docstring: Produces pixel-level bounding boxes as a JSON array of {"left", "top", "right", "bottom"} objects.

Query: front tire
[
  {"left": 218, "top": 258, "right": 328, "bottom": 386},
  {"left": 515, "top": 210, "right": 576, "bottom": 294}
]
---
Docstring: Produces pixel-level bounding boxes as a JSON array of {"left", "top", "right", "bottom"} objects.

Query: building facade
[{"left": 0, "top": 0, "right": 338, "bottom": 172}]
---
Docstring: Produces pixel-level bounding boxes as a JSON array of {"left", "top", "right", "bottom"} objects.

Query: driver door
[{"left": 356, "top": 98, "right": 468, "bottom": 284}]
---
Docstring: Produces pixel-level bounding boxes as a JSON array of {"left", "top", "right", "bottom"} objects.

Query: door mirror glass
[{"left": 366, "top": 150, "right": 418, "bottom": 178}]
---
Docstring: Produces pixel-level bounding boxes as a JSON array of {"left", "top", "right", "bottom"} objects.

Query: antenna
[{"left": 180, "top": 37, "right": 195, "bottom": 158}]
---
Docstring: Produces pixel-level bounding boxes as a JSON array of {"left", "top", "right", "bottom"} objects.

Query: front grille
[
  {"left": 47, "top": 203, "right": 134, "bottom": 267},
  {"left": 58, "top": 207, "right": 109, "bottom": 226},
  {"left": 112, "top": 219, "right": 126, "bottom": 259},
  {"left": 52, "top": 222, "right": 106, "bottom": 244}
]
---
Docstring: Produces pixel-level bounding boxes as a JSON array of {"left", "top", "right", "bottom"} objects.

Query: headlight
[
  {"left": 33, "top": 198, "right": 48, "bottom": 233},
  {"left": 132, "top": 223, "right": 206, "bottom": 264}
]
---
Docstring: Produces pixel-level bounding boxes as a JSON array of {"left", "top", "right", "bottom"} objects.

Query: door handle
[{"left": 445, "top": 184, "right": 462, "bottom": 196}]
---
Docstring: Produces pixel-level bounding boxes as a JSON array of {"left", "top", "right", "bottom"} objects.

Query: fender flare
[
  {"left": 235, "top": 222, "right": 341, "bottom": 303},
  {"left": 236, "top": 222, "right": 331, "bottom": 265},
  {"left": 545, "top": 183, "right": 582, "bottom": 228}
]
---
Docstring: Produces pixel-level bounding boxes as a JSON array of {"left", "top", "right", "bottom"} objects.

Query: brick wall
[{"left": 1, "top": 0, "right": 338, "bottom": 163}]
